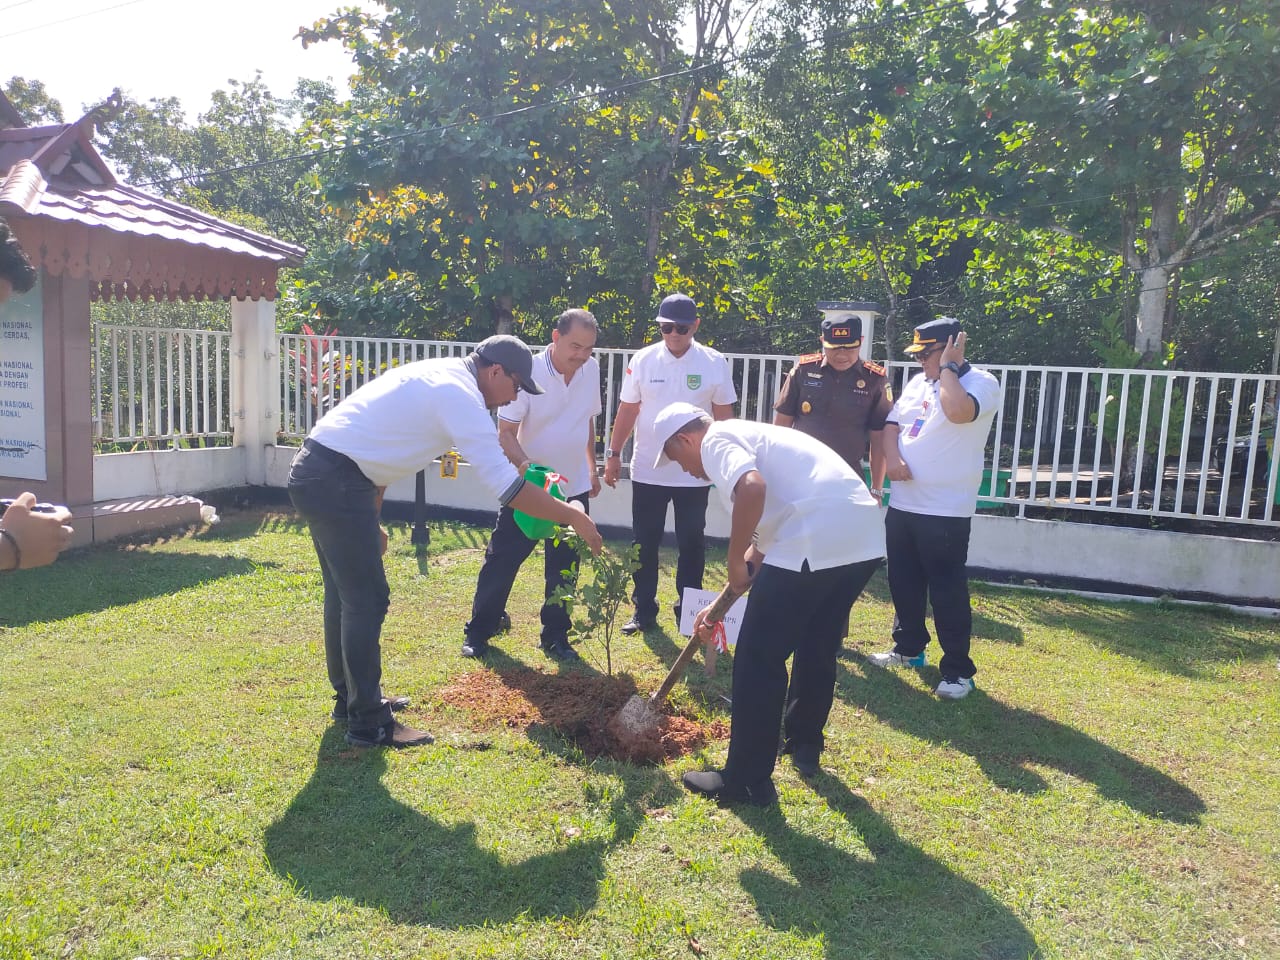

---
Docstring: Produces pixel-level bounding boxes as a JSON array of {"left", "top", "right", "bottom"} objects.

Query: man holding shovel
[{"left": 651, "top": 403, "right": 885, "bottom": 806}]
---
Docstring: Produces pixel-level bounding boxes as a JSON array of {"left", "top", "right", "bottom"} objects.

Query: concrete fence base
[{"left": 95, "top": 446, "right": 1280, "bottom": 609}]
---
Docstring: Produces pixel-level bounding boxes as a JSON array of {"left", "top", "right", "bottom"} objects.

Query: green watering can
[{"left": 513, "top": 463, "right": 566, "bottom": 540}]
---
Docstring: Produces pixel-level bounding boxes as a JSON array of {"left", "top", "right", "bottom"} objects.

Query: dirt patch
[{"left": 440, "top": 667, "right": 727, "bottom": 764}]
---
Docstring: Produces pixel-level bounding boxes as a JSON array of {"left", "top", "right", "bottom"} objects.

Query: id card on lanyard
[{"left": 907, "top": 399, "right": 930, "bottom": 438}]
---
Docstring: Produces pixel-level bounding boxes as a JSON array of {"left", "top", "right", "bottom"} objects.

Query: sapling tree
[{"left": 550, "top": 538, "right": 641, "bottom": 677}]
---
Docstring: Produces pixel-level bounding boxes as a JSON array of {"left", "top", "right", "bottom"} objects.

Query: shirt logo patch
[
  {"left": 686, "top": 374, "right": 702, "bottom": 390},
  {"left": 801, "top": 401, "right": 812, "bottom": 414},
  {"left": 857, "top": 379, "right": 866, "bottom": 389}
]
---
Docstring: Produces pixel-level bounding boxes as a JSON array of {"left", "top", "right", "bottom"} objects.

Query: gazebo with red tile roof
[{"left": 0, "top": 91, "right": 304, "bottom": 539}]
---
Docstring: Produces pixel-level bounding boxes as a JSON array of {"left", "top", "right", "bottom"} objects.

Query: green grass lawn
[{"left": 2, "top": 508, "right": 1277, "bottom": 960}]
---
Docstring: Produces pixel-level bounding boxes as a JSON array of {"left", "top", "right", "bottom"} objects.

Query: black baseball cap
[
  {"left": 475, "top": 335, "right": 545, "bottom": 394},
  {"left": 656, "top": 293, "right": 697, "bottom": 325},
  {"left": 821, "top": 315, "right": 862, "bottom": 349},
  {"left": 905, "top": 317, "right": 961, "bottom": 355}
]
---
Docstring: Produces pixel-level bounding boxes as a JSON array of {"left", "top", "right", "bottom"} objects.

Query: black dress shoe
[
  {"left": 620, "top": 616, "right": 655, "bottom": 635},
  {"left": 790, "top": 746, "right": 820, "bottom": 778},
  {"left": 332, "top": 694, "right": 410, "bottom": 722},
  {"left": 541, "top": 639, "right": 582, "bottom": 662},
  {"left": 345, "top": 719, "right": 434, "bottom": 749},
  {"left": 682, "top": 769, "right": 727, "bottom": 797},
  {"left": 781, "top": 740, "right": 821, "bottom": 778},
  {"left": 682, "top": 769, "right": 778, "bottom": 807},
  {"left": 460, "top": 637, "right": 490, "bottom": 658}
]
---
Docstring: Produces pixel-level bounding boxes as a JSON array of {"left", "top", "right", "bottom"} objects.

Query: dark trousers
[
  {"left": 630, "top": 481, "right": 709, "bottom": 623},
  {"left": 287, "top": 439, "right": 393, "bottom": 731},
  {"left": 885, "top": 506, "right": 976, "bottom": 680},
  {"left": 466, "top": 493, "right": 589, "bottom": 645},
  {"left": 724, "top": 558, "right": 881, "bottom": 793}
]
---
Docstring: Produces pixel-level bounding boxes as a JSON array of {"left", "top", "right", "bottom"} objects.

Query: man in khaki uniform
[{"left": 774, "top": 315, "right": 893, "bottom": 497}]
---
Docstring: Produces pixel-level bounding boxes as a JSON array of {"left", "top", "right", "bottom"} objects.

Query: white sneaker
[
  {"left": 935, "top": 676, "right": 975, "bottom": 700},
  {"left": 867, "top": 650, "right": 927, "bottom": 668}
]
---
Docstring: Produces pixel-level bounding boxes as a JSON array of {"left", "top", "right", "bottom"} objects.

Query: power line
[
  {"left": 127, "top": 0, "right": 1280, "bottom": 256},
  {"left": 138, "top": 0, "right": 978, "bottom": 188},
  {"left": 0, "top": 0, "right": 150, "bottom": 40},
  {"left": 740, "top": 241, "right": 1280, "bottom": 342},
  {"left": 139, "top": 58, "right": 727, "bottom": 187},
  {"left": 85, "top": 0, "right": 1276, "bottom": 321}
]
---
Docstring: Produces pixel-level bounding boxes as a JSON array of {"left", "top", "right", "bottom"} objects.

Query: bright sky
[{"left": 0, "top": 0, "right": 370, "bottom": 119}]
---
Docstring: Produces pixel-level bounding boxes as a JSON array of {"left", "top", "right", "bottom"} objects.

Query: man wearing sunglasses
[
  {"left": 289, "top": 335, "right": 604, "bottom": 749},
  {"left": 866, "top": 317, "right": 1001, "bottom": 700},
  {"left": 603, "top": 293, "right": 737, "bottom": 634}
]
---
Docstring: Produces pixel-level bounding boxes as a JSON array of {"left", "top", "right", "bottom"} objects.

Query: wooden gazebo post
[{"left": 0, "top": 97, "right": 303, "bottom": 541}]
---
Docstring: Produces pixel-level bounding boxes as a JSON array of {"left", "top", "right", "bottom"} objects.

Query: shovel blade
[{"left": 608, "top": 694, "right": 661, "bottom": 749}]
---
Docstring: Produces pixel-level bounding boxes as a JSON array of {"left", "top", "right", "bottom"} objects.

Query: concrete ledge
[
  {"left": 93, "top": 447, "right": 246, "bottom": 501},
  {"left": 969, "top": 515, "right": 1280, "bottom": 608},
  {"left": 113, "top": 446, "right": 1280, "bottom": 609},
  {"left": 89, "top": 495, "right": 203, "bottom": 545}
]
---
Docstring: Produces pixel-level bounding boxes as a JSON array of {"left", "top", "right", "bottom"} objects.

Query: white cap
[{"left": 651, "top": 401, "right": 709, "bottom": 469}]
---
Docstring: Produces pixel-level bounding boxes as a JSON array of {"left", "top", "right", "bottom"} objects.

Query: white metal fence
[
  {"left": 972, "top": 364, "right": 1279, "bottom": 526},
  {"left": 93, "top": 324, "right": 233, "bottom": 446},
  {"left": 95, "top": 326, "right": 1280, "bottom": 527}
]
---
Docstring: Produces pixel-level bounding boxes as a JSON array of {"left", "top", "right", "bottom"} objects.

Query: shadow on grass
[
  {"left": 971, "top": 611, "right": 1025, "bottom": 645},
  {"left": 837, "top": 659, "right": 1205, "bottom": 823},
  {"left": 242, "top": 513, "right": 490, "bottom": 553},
  {"left": 858, "top": 571, "right": 892, "bottom": 605},
  {"left": 1016, "top": 599, "right": 1280, "bottom": 677},
  {"left": 638, "top": 621, "right": 683, "bottom": 662},
  {"left": 0, "top": 550, "right": 265, "bottom": 627},
  {"left": 851, "top": 576, "right": 1025, "bottom": 646},
  {"left": 264, "top": 727, "right": 675, "bottom": 926},
  {"left": 734, "top": 776, "right": 1039, "bottom": 960},
  {"left": 482, "top": 641, "right": 606, "bottom": 678}
]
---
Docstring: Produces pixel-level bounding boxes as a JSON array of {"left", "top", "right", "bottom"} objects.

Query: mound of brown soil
[{"left": 440, "top": 667, "right": 727, "bottom": 763}]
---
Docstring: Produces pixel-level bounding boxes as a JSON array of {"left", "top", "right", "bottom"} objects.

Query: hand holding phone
[
  {"left": 0, "top": 492, "right": 74, "bottom": 570},
  {"left": 0, "top": 498, "right": 60, "bottom": 515}
]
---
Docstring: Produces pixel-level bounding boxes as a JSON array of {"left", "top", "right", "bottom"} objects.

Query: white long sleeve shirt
[{"left": 309, "top": 356, "right": 523, "bottom": 504}]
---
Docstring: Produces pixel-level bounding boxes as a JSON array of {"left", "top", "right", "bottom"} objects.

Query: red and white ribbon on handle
[{"left": 710, "top": 619, "right": 729, "bottom": 654}]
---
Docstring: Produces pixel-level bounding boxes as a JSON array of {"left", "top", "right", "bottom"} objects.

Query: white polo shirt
[
  {"left": 499, "top": 349, "right": 602, "bottom": 498},
  {"left": 886, "top": 364, "right": 1002, "bottom": 518},
  {"left": 309, "top": 356, "right": 523, "bottom": 504},
  {"left": 700, "top": 420, "right": 886, "bottom": 572},
  {"left": 621, "top": 340, "right": 737, "bottom": 487}
]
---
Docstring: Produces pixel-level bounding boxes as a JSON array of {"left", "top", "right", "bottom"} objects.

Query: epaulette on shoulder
[
  {"left": 795, "top": 352, "right": 822, "bottom": 366},
  {"left": 863, "top": 360, "right": 886, "bottom": 376}
]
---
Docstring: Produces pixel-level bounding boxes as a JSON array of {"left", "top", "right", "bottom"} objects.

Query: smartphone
[{"left": 0, "top": 498, "right": 61, "bottom": 516}]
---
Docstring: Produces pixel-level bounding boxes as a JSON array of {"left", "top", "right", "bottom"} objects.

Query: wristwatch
[
  {"left": 605, "top": 449, "right": 620, "bottom": 459},
  {"left": 941, "top": 361, "right": 962, "bottom": 377}
]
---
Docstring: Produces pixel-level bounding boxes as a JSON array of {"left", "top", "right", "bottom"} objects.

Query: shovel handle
[
  {"left": 648, "top": 631, "right": 706, "bottom": 708},
  {"left": 649, "top": 563, "right": 756, "bottom": 708}
]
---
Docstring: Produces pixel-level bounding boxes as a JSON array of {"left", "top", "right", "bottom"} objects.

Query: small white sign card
[{"left": 678, "top": 587, "right": 749, "bottom": 649}]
